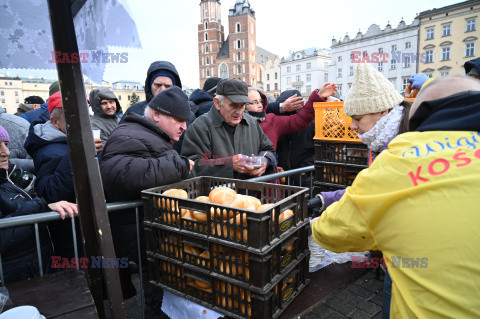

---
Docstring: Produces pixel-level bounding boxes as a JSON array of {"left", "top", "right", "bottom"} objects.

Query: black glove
[{"left": 308, "top": 196, "right": 324, "bottom": 219}]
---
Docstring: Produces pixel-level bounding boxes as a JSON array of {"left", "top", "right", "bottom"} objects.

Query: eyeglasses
[{"left": 250, "top": 100, "right": 262, "bottom": 105}]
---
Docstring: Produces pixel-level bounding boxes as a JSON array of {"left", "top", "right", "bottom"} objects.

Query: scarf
[
  {"left": 247, "top": 111, "right": 266, "bottom": 122},
  {"left": 358, "top": 105, "right": 404, "bottom": 152}
]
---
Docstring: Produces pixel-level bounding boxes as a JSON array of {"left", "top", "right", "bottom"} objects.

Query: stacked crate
[
  {"left": 142, "top": 177, "right": 311, "bottom": 319},
  {"left": 313, "top": 102, "right": 368, "bottom": 195}
]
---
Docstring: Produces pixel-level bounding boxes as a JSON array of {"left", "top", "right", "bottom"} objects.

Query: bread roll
[{"left": 209, "top": 187, "right": 236, "bottom": 204}]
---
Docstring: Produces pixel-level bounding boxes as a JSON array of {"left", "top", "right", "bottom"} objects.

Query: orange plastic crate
[{"left": 313, "top": 101, "right": 361, "bottom": 142}]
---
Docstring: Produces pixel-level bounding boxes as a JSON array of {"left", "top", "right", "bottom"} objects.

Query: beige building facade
[
  {"left": 418, "top": 0, "right": 479, "bottom": 77},
  {"left": 0, "top": 77, "right": 24, "bottom": 114}
]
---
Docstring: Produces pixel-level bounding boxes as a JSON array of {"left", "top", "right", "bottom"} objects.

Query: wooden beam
[{"left": 46, "top": 1, "right": 127, "bottom": 318}]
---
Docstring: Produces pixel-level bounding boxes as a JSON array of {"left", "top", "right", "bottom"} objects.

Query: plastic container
[
  {"left": 146, "top": 223, "right": 309, "bottom": 290},
  {"left": 314, "top": 140, "right": 368, "bottom": 167},
  {"left": 313, "top": 101, "right": 361, "bottom": 142},
  {"left": 142, "top": 177, "right": 309, "bottom": 253},
  {"left": 313, "top": 181, "right": 347, "bottom": 193},
  {"left": 314, "top": 162, "right": 364, "bottom": 187},
  {"left": 147, "top": 252, "right": 310, "bottom": 319}
]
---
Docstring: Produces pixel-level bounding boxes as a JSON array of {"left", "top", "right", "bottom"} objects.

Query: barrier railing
[{"left": 0, "top": 166, "right": 314, "bottom": 314}]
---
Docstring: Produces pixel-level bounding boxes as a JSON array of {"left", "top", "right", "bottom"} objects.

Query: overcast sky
[{"left": 2, "top": 0, "right": 462, "bottom": 89}]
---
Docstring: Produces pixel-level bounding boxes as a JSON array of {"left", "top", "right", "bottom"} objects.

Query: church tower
[
  {"left": 198, "top": 0, "right": 224, "bottom": 88},
  {"left": 228, "top": 0, "right": 258, "bottom": 86}
]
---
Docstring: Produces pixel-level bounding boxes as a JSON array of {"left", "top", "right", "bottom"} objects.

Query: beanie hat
[
  {"left": 0, "top": 125, "right": 9, "bottom": 143},
  {"left": 276, "top": 90, "right": 302, "bottom": 104},
  {"left": 148, "top": 86, "right": 190, "bottom": 121},
  {"left": 24, "top": 95, "right": 45, "bottom": 105},
  {"left": 203, "top": 77, "right": 221, "bottom": 95},
  {"left": 344, "top": 63, "right": 404, "bottom": 116},
  {"left": 150, "top": 70, "right": 176, "bottom": 87},
  {"left": 47, "top": 91, "right": 63, "bottom": 114},
  {"left": 49, "top": 81, "right": 60, "bottom": 97}
]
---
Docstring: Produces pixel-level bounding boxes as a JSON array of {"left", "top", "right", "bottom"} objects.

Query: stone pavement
[{"left": 302, "top": 269, "right": 385, "bottom": 319}]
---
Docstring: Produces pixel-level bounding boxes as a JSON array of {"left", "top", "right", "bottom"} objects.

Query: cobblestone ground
[
  {"left": 302, "top": 269, "right": 385, "bottom": 319},
  {"left": 106, "top": 268, "right": 385, "bottom": 319}
]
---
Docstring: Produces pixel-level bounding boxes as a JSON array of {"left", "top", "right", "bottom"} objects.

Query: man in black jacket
[{"left": 100, "top": 86, "right": 193, "bottom": 311}]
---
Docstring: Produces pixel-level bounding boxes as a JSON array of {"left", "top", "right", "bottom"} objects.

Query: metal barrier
[{"left": 0, "top": 166, "right": 314, "bottom": 312}]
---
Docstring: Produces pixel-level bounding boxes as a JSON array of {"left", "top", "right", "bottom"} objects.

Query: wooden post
[{"left": 46, "top": 1, "right": 127, "bottom": 318}]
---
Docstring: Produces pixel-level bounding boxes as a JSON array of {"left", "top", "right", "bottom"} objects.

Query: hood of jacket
[
  {"left": 89, "top": 87, "right": 122, "bottom": 118},
  {"left": 24, "top": 121, "right": 67, "bottom": 156},
  {"left": 144, "top": 61, "right": 182, "bottom": 102},
  {"left": 410, "top": 91, "right": 480, "bottom": 132},
  {"left": 465, "top": 57, "right": 480, "bottom": 75},
  {"left": 189, "top": 89, "right": 213, "bottom": 105}
]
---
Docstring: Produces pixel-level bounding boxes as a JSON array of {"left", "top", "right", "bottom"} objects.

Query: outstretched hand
[
  {"left": 282, "top": 94, "right": 304, "bottom": 113},
  {"left": 319, "top": 83, "right": 338, "bottom": 99}
]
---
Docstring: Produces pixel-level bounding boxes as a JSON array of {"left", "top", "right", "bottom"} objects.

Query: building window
[
  {"left": 306, "top": 62, "right": 311, "bottom": 69},
  {"left": 237, "top": 52, "right": 241, "bottom": 61},
  {"left": 0, "top": 91, "right": 3, "bottom": 96},
  {"left": 426, "top": 28, "right": 434, "bottom": 40},
  {"left": 466, "top": 43, "right": 475, "bottom": 57},
  {"left": 204, "top": 33, "right": 208, "bottom": 41},
  {"left": 404, "top": 56, "right": 411, "bottom": 67},
  {"left": 466, "top": 19, "right": 476, "bottom": 32},
  {"left": 440, "top": 71, "right": 450, "bottom": 77},
  {"left": 206, "top": 57, "right": 210, "bottom": 65},
  {"left": 236, "top": 22, "right": 241, "bottom": 33},
  {"left": 274, "top": 83, "right": 278, "bottom": 90},
  {"left": 306, "top": 85, "right": 311, "bottom": 93},
  {"left": 296, "top": 64, "right": 301, "bottom": 71},
  {"left": 287, "top": 66, "right": 291, "bottom": 73},
  {"left": 391, "top": 59, "right": 397, "bottom": 69},
  {"left": 405, "top": 42, "right": 411, "bottom": 49},
  {"left": 442, "top": 24, "right": 451, "bottom": 36},
  {"left": 1, "top": 99, "right": 4, "bottom": 103},
  {"left": 378, "top": 62, "right": 383, "bottom": 72},
  {"left": 267, "top": 84, "right": 270, "bottom": 91},
  {"left": 205, "top": 22, "right": 208, "bottom": 29},
  {"left": 287, "top": 77, "right": 291, "bottom": 84},
  {"left": 206, "top": 68, "right": 210, "bottom": 77},
  {"left": 205, "top": 45, "right": 209, "bottom": 53},
  {"left": 362, "top": 51, "right": 368, "bottom": 58},
  {"left": 337, "top": 68, "right": 342, "bottom": 77},
  {"left": 296, "top": 75, "right": 301, "bottom": 82},
  {"left": 127, "top": 95, "right": 131, "bottom": 101},
  {"left": 236, "top": 39, "right": 241, "bottom": 49},
  {"left": 125, "top": 84, "right": 130, "bottom": 90},
  {"left": 402, "top": 78, "right": 409, "bottom": 91},
  {"left": 442, "top": 47, "right": 450, "bottom": 61},
  {"left": 349, "top": 66, "right": 354, "bottom": 76},
  {"left": 324, "top": 73, "right": 328, "bottom": 82},
  {"left": 391, "top": 45, "right": 397, "bottom": 52},
  {"left": 306, "top": 73, "right": 311, "bottom": 82},
  {"left": 118, "top": 95, "right": 121, "bottom": 100},
  {"left": 378, "top": 48, "right": 383, "bottom": 53},
  {"left": 15, "top": 98, "right": 19, "bottom": 103},
  {"left": 427, "top": 73, "right": 433, "bottom": 78},
  {"left": 238, "top": 65, "right": 242, "bottom": 74},
  {"left": 14, "top": 91, "right": 18, "bottom": 96},
  {"left": 425, "top": 50, "right": 434, "bottom": 63},
  {"left": 338, "top": 56, "right": 342, "bottom": 62},
  {"left": 267, "top": 74, "right": 270, "bottom": 81},
  {"left": 275, "top": 72, "right": 278, "bottom": 79},
  {"left": 219, "top": 63, "right": 228, "bottom": 78},
  {"left": 337, "top": 84, "right": 342, "bottom": 97}
]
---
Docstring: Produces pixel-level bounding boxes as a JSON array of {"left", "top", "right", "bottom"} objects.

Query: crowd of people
[{"left": 0, "top": 55, "right": 478, "bottom": 318}]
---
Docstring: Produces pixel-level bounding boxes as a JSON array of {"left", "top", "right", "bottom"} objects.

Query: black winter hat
[
  {"left": 276, "top": 90, "right": 302, "bottom": 104},
  {"left": 148, "top": 86, "right": 190, "bottom": 121},
  {"left": 203, "top": 77, "right": 221, "bottom": 94},
  {"left": 24, "top": 95, "right": 45, "bottom": 104},
  {"left": 465, "top": 57, "right": 480, "bottom": 75}
]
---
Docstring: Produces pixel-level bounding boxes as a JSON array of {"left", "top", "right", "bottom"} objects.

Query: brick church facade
[{"left": 198, "top": 0, "right": 274, "bottom": 89}]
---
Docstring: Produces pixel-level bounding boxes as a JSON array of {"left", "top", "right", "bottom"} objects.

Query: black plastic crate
[
  {"left": 147, "top": 252, "right": 310, "bottom": 319},
  {"left": 142, "top": 177, "right": 309, "bottom": 253},
  {"left": 313, "top": 181, "right": 347, "bottom": 193},
  {"left": 314, "top": 162, "right": 364, "bottom": 186},
  {"left": 145, "top": 223, "right": 309, "bottom": 290},
  {"left": 314, "top": 140, "right": 368, "bottom": 167}
]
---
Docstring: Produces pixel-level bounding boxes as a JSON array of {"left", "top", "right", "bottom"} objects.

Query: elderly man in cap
[
  {"left": 100, "top": 86, "right": 194, "bottom": 304},
  {"left": 182, "top": 78, "right": 275, "bottom": 179}
]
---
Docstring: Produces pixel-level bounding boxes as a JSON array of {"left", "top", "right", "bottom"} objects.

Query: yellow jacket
[{"left": 313, "top": 131, "right": 480, "bottom": 318}]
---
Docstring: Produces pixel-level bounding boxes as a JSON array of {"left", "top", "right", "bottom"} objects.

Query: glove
[
  {"left": 408, "top": 73, "right": 429, "bottom": 90},
  {"left": 308, "top": 195, "right": 324, "bottom": 219}
]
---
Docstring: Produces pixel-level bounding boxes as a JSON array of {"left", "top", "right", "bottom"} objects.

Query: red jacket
[{"left": 259, "top": 89, "right": 325, "bottom": 149}]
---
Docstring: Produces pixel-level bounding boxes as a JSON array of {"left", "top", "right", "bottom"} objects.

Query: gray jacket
[
  {"left": 0, "top": 107, "right": 34, "bottom": 172},
  {"left": 181, "top": 106, "right": 275, "bottom": 179}
]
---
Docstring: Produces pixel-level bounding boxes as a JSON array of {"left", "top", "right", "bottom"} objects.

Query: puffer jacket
[
  {"left": 0, "top": 165, "right": 52, "bottom": 284},
  {"left": 89, "top": 87, "right": 122, "bottom": 145},
  {"left": 189, "top": 88, "right": 214, "bottom": 117}
]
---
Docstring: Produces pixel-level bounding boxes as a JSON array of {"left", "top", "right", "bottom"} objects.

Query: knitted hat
[
  {"left": 203, "top": 77, "right": 221, "bottom": 95},
  {"left": 344, "top": 63, "right": 404, "bottom": 116},
  {"left": 49, "top": 81, "right": 60, "bottom": 97},
  {"left": 24, "top": 95, "right": 45, "bottom": 105},
  {"left": 0, "top": 125, "right": 9, "bottom": 143},
  {"left": 47, "top": 91, "right": 63, "bottom": 114},
  {"left": 150, "top": 70, "right": 176, "bottom": 87},
  {"left": 148, "top": 86, "right": 190, "bottom": 121}
]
